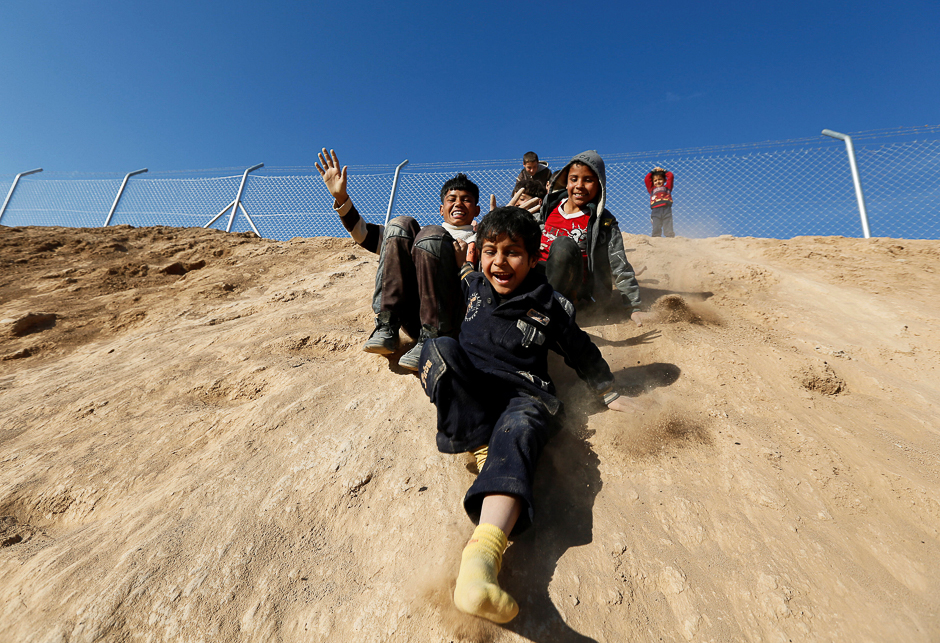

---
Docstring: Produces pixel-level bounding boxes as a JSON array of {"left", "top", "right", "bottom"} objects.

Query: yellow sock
[
  {"left": 454, "top": 523, "right": 519, "bottom": 623},
  {"left": 471, "top": 445, "right": 488, "bottom": 473}
]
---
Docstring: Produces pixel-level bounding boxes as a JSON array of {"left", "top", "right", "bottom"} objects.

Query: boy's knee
[
  {"left": 414, "top": 225, "right": 454, "bottom": 259},
  {"left": 548, "top": 236, "right": 581, "bottom": 263},
  {"left": 418, "top": 336, "right": 459, "bottom": 397},
  {"left": 386, "top": 216, "right": 420, "bottom": 240}
]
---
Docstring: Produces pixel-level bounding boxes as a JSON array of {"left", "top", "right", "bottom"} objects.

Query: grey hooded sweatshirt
[{"left": 537, "top": 150, "right": 641, "bottom": 311}]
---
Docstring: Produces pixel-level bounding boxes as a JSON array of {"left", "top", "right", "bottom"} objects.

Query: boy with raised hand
[
  {"left": 418, "top": 206, "right": 636, "bottom": 623},
  {"left": 538, "top": 150, "right": 643, "bottom": 325},
  {"left": 315, "top": 148, "right": 479, "bottom": 370},
  {"left": 644, "top": 166, "right": 675, "bottom": 237}
]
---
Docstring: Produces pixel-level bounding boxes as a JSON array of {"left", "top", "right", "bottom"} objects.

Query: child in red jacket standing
[{"left": 644, "top": 167, "right": 675, "bottom": 237}]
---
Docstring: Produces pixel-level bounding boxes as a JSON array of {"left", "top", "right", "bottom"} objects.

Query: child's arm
[
  {"left": 315, "top": 148, "right": 383, "bottom": 254},
  {"left": 605, "top": 218, "right": 644, "bottom": 325},
  {"left": 644, "top": 172, "right": 654, "bottom": 194},
  {"left": 549, "top": 295, "right": 627, "bottom": 404},
  {"left": 665, "top": 171, "right": 674, "bottom": 191},
  {"left": 553, "top": 319, "right": 638, "bottom": 413}
]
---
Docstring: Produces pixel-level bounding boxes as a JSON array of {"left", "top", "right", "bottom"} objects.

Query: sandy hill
[{"left": 1, "top": 224, "right": 938, "bottom": 643}]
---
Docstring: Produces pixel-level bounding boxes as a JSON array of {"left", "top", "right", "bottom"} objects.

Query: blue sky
[{"left": 1, "top": 0, "right": 938, "bottom": 175}]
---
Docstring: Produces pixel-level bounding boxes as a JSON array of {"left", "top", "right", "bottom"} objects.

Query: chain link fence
[{"left": 2, "top": 127, "right": 938, "bottom": 240}]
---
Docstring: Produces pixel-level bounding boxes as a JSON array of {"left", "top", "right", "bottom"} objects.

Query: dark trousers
[
  {"left": 372, "top": 216, "right": 463, "bottom": 339},
  {"left": 651, "top": 205, "right": 674, "bottom": 237},
  {"left": 541, "top": 236, "right": 584, "bottom": 303},
  {"left": 419, "top": 336, "right": 555, "bottom": 534}
]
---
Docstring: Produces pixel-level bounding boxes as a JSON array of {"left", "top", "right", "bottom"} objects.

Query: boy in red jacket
[{"left": 644, "top": 166, "right": 675, "bottom": 237}]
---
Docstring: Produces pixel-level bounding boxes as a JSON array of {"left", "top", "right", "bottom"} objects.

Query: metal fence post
[
  {"left": 384, "top": 159, "right": 409, "bottom": 226},
  {"left": 104, "top": 168, "right": 148, "bottom": 227},
  {"left": 822, "top": 129, "right": 871, "bottom": 238},
  {"left": 0, "top": 168, "right": 43, "bottom": 225},
  {"left": 203, "top": 163, "right": 263, "bottom": 236}
]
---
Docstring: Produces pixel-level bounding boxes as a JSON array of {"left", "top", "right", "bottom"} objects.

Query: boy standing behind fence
[{"left": 644, "top": 166, "right": 675, "bottom": 237}]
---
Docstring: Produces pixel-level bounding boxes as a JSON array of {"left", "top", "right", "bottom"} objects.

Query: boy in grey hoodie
[{"left": 536, "top": 150, "right": 643, "bottom": 324}]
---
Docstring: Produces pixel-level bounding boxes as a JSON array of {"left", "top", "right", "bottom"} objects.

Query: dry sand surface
[{"left": 1, "top": 224, "right": 938, "bottom": 643}]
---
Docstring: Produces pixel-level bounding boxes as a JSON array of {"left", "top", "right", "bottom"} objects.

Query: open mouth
[{"left": 491, "top": 271, "right": 513, "bottom": 286}]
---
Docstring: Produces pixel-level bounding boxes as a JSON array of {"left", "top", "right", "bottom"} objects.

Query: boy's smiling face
[
  {"left": 440, "top": 189, "right": 480, "bottom": 226},
  {"left": 523, "top": 159, "right": 540, "bottom": 176},
  {"left": 566, "top": 163, "right": 599, "bottom": 209},
  {"left": 481, "top": 233, "right": 538, "bottom": 296},
  {"left": 652, "top": 174, "right": 665, "bottom": 187}
]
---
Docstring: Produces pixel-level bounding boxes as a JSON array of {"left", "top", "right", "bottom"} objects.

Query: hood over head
[{"left": 549, "top": 150, "right": 607, "bottom": 216}]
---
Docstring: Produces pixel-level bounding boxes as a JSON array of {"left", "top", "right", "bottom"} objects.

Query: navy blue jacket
[{"left": 459, "top": 270, "right": 616, "bottom": 414}]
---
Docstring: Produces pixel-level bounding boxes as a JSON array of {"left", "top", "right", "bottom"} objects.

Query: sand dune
[{"left": 1, "top": 224, "right": 938, "bottom": 642}]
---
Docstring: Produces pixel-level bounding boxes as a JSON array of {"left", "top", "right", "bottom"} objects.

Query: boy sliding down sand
[
  {"left": 316, "top": 149, "right": 479, "bottom": 370},
  {"left": 418, "top": 206, "right": 636, "bottom": 623},
  {"left": 539, "top": 150, "right": 643, "bottom": 323}
]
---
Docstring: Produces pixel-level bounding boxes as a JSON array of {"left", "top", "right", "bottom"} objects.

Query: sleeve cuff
[
  {"left": 334, "top": 197, "right": 353, "bottom": 216},
  {"left": 602, "top": 390, "right": 621, "bottom": 405}
]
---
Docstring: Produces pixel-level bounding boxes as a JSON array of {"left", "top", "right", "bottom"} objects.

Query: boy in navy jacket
[{"left": 418, "top": 206, "right": 635, "bottom": 623}]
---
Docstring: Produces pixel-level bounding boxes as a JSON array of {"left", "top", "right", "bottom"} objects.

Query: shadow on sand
[
  {"left": 495, "top": 355, "right": 682, "bottom": 641},
  {"left": 500, "top": 416, "right": 602, "bottom": 643}
]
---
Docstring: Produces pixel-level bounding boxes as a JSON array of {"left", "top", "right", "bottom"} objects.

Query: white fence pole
[
  {"left": 203, "top": 163, "right": 263, "bottom": 234},
  {"left": 104, "top": 168, "right": 148, "bottom": 227},
  {"left": 384, "top": 159, "right": 409, "bottom": 227},
  {"left": 0, "top": 168, "right": 43, "bottom": 225},
  {"left": 822, "top": 129, "right": 871, "bottom": 238}
]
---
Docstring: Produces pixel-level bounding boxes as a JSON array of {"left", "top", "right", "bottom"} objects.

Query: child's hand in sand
[
  {"left": 607, "top": 396, "right": 638, "bottom": 413},
  {"left": 315, "top": 148, "right": 349, "bottom": 206}
]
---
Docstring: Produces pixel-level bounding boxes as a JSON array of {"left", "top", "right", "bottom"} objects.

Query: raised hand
[
  {"left": 315, "top": 148, "right": 349, "bottom": 205},
  {"left": 492, "top": 189, "right": 542, "bottom": 215},
  {"left": 509, "top": 189, "right": 542, "bottom": 216}
]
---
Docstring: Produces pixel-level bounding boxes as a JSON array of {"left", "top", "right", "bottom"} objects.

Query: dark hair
[
  {"left": 569, "top": 160, "right": 596, "bottom": 176},
  {"left": 522, "top": 151, "right": 539, "bottom": 163},
  {"left": 440, "top": 173, "right": 479, "bottom": 204},
  {"left": 650, "top": 168, "right": 666, "bottom": 181},
  {"left": 519, "top": 178, "right": 546, "bottom": 200},
  {"left": 477, "top": 206, "right": 542, "bottom": 258}
]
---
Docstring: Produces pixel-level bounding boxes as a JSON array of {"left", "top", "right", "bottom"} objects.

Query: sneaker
[
  {"left": 362, "top": 312, "right": 399, "bottom": 354},
  {"left": 398, "top": 325, "right": 437, "bottom": 371}
]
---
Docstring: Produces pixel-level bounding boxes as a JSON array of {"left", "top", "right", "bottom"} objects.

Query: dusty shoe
[
  {"left": 398, "top": 325, "right": 437, "bottom": 371},
  {"left": 363, "top": 312, "right": 400, "bottom": 354}
]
